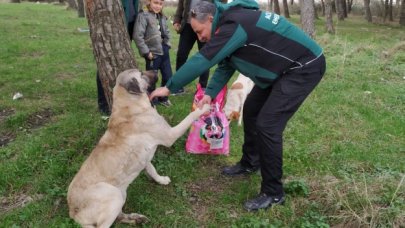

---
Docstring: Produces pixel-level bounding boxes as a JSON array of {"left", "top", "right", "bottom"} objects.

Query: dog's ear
[
  {"left": 142, "top": 70, "right": 158, "bottom": 85},
  {"left": 123, "top": 77, "right": 142, "bottom": 95}
]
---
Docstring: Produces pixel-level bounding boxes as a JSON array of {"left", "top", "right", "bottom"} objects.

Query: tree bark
[
  {"left": 313, "top": 0, "right": 319, "bottom": 19},
  {"left": 283, "top": 0, "right": 290, "bottom": 18},
  {"left": 342, "top": 0, "right": 347, "bottom": 17},
  {"left": 85, "top": 0, "right": 138, "bottom": 109},
  {"left": 300, "top": 0, "right": 316, "bottom": 38},
  {"left": 335, "top": 0, "right": 345, "bottom": 20},
  {"left": 78, "top": 0, "right": 85, "bottom": 18},
  {"left": 67, "top": 0, "right": 77, "bottom": 9},
  {"left": 364, "top": 0, "right": 372, "bottom": 22},
  {"left": 290, "top": 0, "right": 294, "bottom": 5},
  {"left": 347, "top": 0, "right": 353, "bottom": 13},
  {"left": 400, "top": 0, "right": 405, "bottom": 25},
  {"left": 321, "top": 0, "right": 326, "bottom": 16},
  {"left": 389, "top": 0, "right": 394, "bottom": 21},
  {"left": 325, "top": 0, "right": 335, "bottom": 34},
  {"left": 274, "top": 0, "right": 281, "bottom": 14}
]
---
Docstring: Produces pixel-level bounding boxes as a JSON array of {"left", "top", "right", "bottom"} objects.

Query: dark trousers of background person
[
  {"left": 96, "top": 21, "right": 135, "bottom": 114},
  {"left": 241, "top": 55, "right": 326, "bottom": 197},
  {"left": 145, "top": 44, "right": 172, "bottom": 103},
  {"left": 176, "top": 23, "right": 209, "bottom": 88}
]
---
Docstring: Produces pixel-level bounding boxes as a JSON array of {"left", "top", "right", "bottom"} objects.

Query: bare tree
[
  {"left": 274, "top": 0, "right": 281, "bottom": 14},
  {"left": 400, "top": 0, "right": 405, "bottom": 25},
  {"left": 300, "top": 0, "right": 316, "bottom": 38},
  {"left": 325, "top": 0, "right": 335, "bottom": 34},
  {"left": 290, "top": 0, "right": 294, "bottom": 5},
  {"left": 389, "top": 0, "right": 394, "bottom": 21},
  {"left": 364, "top": 0, "right": 372, "bottom": 22},
  {"left": 85, "top": 0, "right": 138, "bottom": 109},
  {"left": 342, "top": 0, "right": 347, "bottom": 17}
]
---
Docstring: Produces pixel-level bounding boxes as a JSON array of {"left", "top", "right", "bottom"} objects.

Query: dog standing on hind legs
[{"left": 67, "top": 69, "right": 210, "bottom": 228}]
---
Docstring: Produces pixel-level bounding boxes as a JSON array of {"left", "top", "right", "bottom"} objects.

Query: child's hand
[{"left": 148, "top": 52, "right": 153, "bottom": 60}]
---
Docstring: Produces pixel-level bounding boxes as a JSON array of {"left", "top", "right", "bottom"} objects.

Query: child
[{"left": 133, "top": 0, "right": 172, "bottom": 107}]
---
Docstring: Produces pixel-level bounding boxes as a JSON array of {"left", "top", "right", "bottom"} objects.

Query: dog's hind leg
[
  {"left": 75, "top": 183, "right": 124, "bottom": 228},
  {"left": 117, "top": 212, "right": 149, "bottom": 224},
  {"left": 145, "top": 162, "right": 171, "bottom": 185}
]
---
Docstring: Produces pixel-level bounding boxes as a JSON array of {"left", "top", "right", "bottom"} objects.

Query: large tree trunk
[
  {"left": 342, "top": 0, "right": 347, "bottom": 17},
  {"left": 78, "top": 0, "right": 85, "bottom": 18},
  {"left": 282, "top": 0, "right": 290, "bottom": 17},
  {"left": 86, "top": 0, "right": 137, "bottom": 109},
  {"left": 325, "top": 0, "right": 335, "bottom": 34},
  {"left": 400, "top": 0, "right": 405, "bottom": 26},
  {"left": 300, "top": 0, "right": 316, "bottom": 38},
  {"left": 364, "top": 0, "right": 372, "bottom": 22},
  {"left": 384, "top": 0, "right": 389, "bottom": 21},
  {"left": 274, "top": 0, "right": 281, "bottom": 14}
]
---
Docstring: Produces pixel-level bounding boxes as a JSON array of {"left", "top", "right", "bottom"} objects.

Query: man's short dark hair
[{"left": 190, "top": 1, "right": 216, "bottom": 23}]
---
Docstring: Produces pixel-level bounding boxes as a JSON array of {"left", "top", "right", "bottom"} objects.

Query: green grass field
[{"left": 0, "top": 2, "right": 404, "bottom": 227}]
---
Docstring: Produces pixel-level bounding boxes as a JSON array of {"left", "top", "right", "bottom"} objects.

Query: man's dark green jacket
[{"left": 165, "top": 0, "right": 323, "bottom": 98}]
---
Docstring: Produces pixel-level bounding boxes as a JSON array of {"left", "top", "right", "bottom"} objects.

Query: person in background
[
  {"left": 133, "top": 0, "right": 173, "bottom": 107},
  {"left": 97, "top": 0, "right": 140, "bottom": 114},
  {"left": 171, "top": 0, "right": 227, "bottom": 95},
  {"left": 150, "top": 0, "right": 326, "bottom": 211}
]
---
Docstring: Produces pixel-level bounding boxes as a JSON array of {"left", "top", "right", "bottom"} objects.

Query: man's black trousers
[{"left": 240, "top": 55, "right": 326, "bottom": 197}]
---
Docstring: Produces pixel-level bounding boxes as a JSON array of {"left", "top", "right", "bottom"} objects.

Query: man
[
  {"left": 172, "top": 0, "right": 226, "bottom": 95},
  {"left": 150, "top": 0, "right": 326, "bottom": 211}
]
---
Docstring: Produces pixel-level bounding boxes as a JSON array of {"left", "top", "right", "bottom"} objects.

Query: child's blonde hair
[{"left": 144, "top": 0, "right": 164, "bottom": 12}]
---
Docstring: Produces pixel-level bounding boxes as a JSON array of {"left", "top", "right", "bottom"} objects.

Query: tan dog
[
  {"left": 223, "top": 73, "right": 254, "bottom": 126},
  {"left": 67, "top": 69, "right": 210, "bottom": 228}
]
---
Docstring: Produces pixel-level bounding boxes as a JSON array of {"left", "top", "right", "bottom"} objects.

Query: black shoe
[
  {"left": 244, "top": 193, "right": 285, "bottom": 212},
  {"left": 222, "top": 162, "right": 259, "bottom": 176}
]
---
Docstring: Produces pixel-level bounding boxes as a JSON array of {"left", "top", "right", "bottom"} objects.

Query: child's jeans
[{"left": 145, "top": 44, "right": 172, "bottom": 102}]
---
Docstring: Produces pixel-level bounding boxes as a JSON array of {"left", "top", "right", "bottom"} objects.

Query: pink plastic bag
[{"left": 186, "top": 84, "right": 229, "bottom": 155}]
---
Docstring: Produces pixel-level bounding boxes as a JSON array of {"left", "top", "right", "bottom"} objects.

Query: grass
[{"left": 1, "top": 2, "right": 404, "bottom": 227}]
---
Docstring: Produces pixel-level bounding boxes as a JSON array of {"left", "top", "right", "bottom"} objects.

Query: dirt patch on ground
[
  {"left": 0, "top": 131, "right": 16, "bottom": 147},
  {"left": 0, "top": 193, "right": 43, "bottom": 213},
  {"left": 0, "top": 108, "right": 15, "bottom": 123},
  {"left": 26, "top": 108, "right": 54, "bottom": 130},
  {"left": 185, "top": 159, "right": 241, "bottom": 225}
]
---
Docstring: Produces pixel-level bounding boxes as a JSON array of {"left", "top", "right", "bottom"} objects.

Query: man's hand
[
  {"left": 197, "top": 95, "right": 212, "bottom": 109},
  {"left": 150, "top": 87, "right": 170, "bottom": 101},
  {"left": 173, "top": 23, "right": 181, "bottom": 33}
]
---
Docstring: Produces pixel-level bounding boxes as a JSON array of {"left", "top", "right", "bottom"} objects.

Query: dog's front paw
[
  {"left": 194, "top": 104, "right": 210, "bottom": 117},
  {"left": 157, "top": 176, "right": 171, "bottom": 185}
]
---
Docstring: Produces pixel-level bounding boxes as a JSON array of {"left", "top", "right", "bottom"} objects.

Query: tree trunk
[
  {"left": 384, "top": 0, "right": 389, "bottom": 21},
  {"left": 347, "top": 0, "right": 353, "bottom": 13},
  {"left": 325, "top": 0, "right": 335, "bottom": 34},
  {"left": 313, "top": 0, "right": 319, "bottom": 19},
  {"left": 335, "top": 0, "right": 345, "bottom": 20},
  {"left": 86, "top": 0, "right": 138, "bottom": 109},
  {"left": 283, "top": 0, "right": 290, "bottom": 18},
  {"left": 67, "top": 0, "right": 77, "bottom": 9},
  {"left": 400, "top": 0, "right": 405, "bottom": 25},
  {"left": 321, "top": 0, "right": 326, "bottom": 16},
  {"left": 300, "top": 0, "right": 316, "bottom": 38},
  {"left": 11, "top": 0, "right": 21, "bottom": 2},
  {"left": 290, "top": 0, "right": 294, "bottom": 5},
  {"left": 364, "top": 0, "right": 372, "bottom": 22},
  {"left": 274, "top": 0, "right": 281, "bottom": 14},
  {"left": 342, "top": 0, "right": 347, "bottom": 17},
  {"left": 389, "top": 0, "right": 394, "bottom": 21},
  {"left": 78, "top": 0, "right": 85, "bottom": 18}
]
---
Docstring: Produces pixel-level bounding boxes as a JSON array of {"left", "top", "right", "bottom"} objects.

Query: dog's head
[{"left": 116, "top": 69, "right": 158, "bottom": 95}]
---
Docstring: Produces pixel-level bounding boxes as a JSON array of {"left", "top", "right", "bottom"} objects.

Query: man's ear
[{"left": 209, "top": 15, "right": 214, "bottom": 22}]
